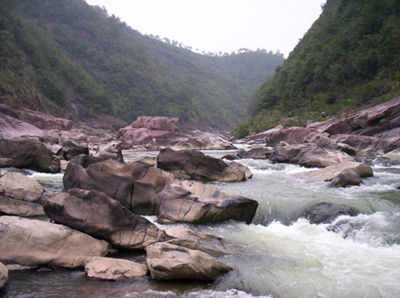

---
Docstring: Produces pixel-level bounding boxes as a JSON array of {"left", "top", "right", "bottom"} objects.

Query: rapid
[{"left": 2, "top": 148, "right": 400, "bottom": 298}]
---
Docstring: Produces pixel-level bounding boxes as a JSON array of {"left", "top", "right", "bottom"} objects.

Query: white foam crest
[
  {"left": 186, "top": 289, "right": 272, "bottom": 298},
  {"left": 218, "top": 219, "right": 400, "bottom": 297},
  {"left": 28, "top": 172, "right": 64, "bottom": 179},
  {"left": 125, "top": 289, "right": 272, "bottom": 298},
  {"left": 330, "top": 212, "right": 400, "bottom": 247}
]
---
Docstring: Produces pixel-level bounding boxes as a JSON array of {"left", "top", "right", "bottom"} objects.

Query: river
[{"left": 2, "top": 149, "right": 400, "bottom": 298}]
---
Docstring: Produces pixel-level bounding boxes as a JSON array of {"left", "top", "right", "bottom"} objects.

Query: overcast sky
[{"left": 85, "top": 0, "right": 325, "bottom": 58}]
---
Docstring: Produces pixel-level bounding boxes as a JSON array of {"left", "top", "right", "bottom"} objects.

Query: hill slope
[
  {"left": 236, "top": 0, "right": 400, "bottom": 137},
  {"left": 0, "top": 0, "right": 283, "bottom": 130}
]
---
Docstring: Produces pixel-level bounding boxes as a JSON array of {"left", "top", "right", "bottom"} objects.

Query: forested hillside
[
  {"left": 233, "top": 0, "right": 400, "bottom": 138},
  {"left": 0, "top": 0, "right": 283, "bottom": 130}
]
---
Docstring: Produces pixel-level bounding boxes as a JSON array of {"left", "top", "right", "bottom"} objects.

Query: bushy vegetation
[
  {"left": 234, "top": 0, "right": 400, "bottom": 138},
  {"left": 0, "top": 0, "right": 283, "bottom": 129}
]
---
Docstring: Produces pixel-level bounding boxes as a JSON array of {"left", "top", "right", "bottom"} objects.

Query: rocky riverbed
[{"left": 2, "top": 98, "right": 400, "bottom": 296}]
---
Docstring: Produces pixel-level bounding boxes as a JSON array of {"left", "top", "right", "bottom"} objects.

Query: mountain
[
  {"left": 235, "top": 0, "right": 400, "bottom": 138},
  {"left": 0, "top": 0, "right": 284, "bottom": 131}
]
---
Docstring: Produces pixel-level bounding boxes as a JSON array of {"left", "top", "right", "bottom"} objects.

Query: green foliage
[
  {"left": 0, "top": 0, "right": 284, "bottom": 129},
  {"left": 245, "top": 0, "right": 400, "bottom": 135}
]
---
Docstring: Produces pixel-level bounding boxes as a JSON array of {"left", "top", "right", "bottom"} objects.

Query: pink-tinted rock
[{"left": 20, "top": 108, "right": 72, "bottom": 131}]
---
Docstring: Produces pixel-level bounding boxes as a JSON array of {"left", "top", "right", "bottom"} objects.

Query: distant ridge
[{"left": 0, "top": 0, "right": 283, "bottom": 130}]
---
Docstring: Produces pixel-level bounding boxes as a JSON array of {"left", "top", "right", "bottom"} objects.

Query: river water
[{"left": 2, "top": 149, "right": 400, "bottom": 298}]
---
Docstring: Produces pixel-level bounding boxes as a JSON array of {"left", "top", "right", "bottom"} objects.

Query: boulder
[
  {"left": 119, "top": 127, "right": 190, "bottom": 149},
  {"left": 165, "top": 226, "right": 234, "bottom": 257},
  {"left": 0, "top": 216, "right": 111, "bottom": 269},
  {"left": 136, "top": 167, "right": 258, "bottom": 224},
  {"left": 300, "top": 202, "right": 359, "bottom": 224},
  {"left": 265, "top": 126, "right": 317, "bottom": 147},
  {"left": 328, "top": 169, "right": 363, "bottom": 187},
  {"left": 130, "top": 116, "right": 180, "bottom": 132},
  {"left": 0, "top": 113, "right": 43, "bottom": 139},
  {"left": 236, "top": 145, "right": 276, "bottom": 159},
  {"left": 187, "top": 131, "right": 235, "bottom": 150},
  {"left": 225, "top": 161, "right": 253, "bottom": 179},
  {"left": 63, "top": 155, "right": 148, "bottom": 209},
  {"left": 118, "top": 117, "right": 234, "bottom": 150},
  {"left": 0, "top": 195, "right": 45, "bottom": 217},
  {"left": 60, "top": 140, "right": 89, "bottom": 161},
  {"left": 0, "top": 171, "right": 46, "bottom": 217},
  {"left": 221, "top": 154, "right": 238, "bottom": 161},
  {"left": 85, "top": 257, "right": 148, "bottom": 281},
  {"left": 0, "top": 171, "right": 44, "bottom": 202},
  {"left": 44, "top": 189, "right": 171, "bottom": 250},
  {"left": 19, "top": 107, "right": 73, "bottom": 131},
  {"left": 307, "top": 162, "right": 373, "bottom": 181},
  {"left": 0, "top": 262, "right": 8, "bottom": 289},
  {"left": 271, "top": 144, "right": 354, "bottom": 167},
  {"left": 383, "top": 148, "right": 400, "bottom": 164},
  {"left": 63, "top": 155, "right": 258, "bottom": 224},
  {"left": 146, "top": 242, "right": 232, "bottom": 281},
  {"left": 157, "top": 148, "right": 250, "bottom": 182},
  {"left": 332, "top": 134, "right": 380, "bottom": 156},
  {"left": 0, "top": 137, "right": 60, "bottom": 173},
  {"left": 95, "top": 141, "right": 124, "bottom": 163}
]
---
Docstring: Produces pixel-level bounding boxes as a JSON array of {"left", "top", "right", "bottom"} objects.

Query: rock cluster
[
  {"left": 63, "top": 155, "right": 258, "bottom": 224},
  {"left": 118, "top": 116, "right": 235, "bottom": 150}
]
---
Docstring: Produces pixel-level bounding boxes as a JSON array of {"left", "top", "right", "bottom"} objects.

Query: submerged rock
[
  {"left": 300, "top": 202, "right": 359, "bottom": 224},
  {"left": 157, "top": 148, "right": 251, "bottom": 182},
  {"left": 146, "top": 242, "right": 232, "bottom": 281},
  {"left": 85, "top": 257, "right": 148, "bottom": 281},
  {"left": 0, "top": 216, "right": 111, "bottom": 269},
  {"left": 44, "top": 188, "right": 171, "bottom": 250}
]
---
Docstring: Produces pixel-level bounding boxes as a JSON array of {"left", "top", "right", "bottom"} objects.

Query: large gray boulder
[
  {"left": 0, "top": 262, "right": 7, "bottom": 289},
  {"left": 328, "top": 169, "right": 363, "bottom": 187},
  {"left": 0, "top": 171, "right": 46, "bottom": 216},
  {"left": 0, "top": 171, "right": 44, "bottom": 202},
  {"left": 63, "top": 155, "right": 258, "bottom": 224},
  {"left": 95, "top": 141, "right": 124, "bottom": 163},
  {"left": 157, "top": 148, "right": 250, "bottom": 182},
  {"left": 60, "top": 140, "right": 89, "bottom": 161},
  {"left": 165, "top": 226, "right": 235, "bottom": 257},
  {"left": 85, "top": 257, "right": 148, "bottom": 281},
  {"left": 0, "top": 216, "right": 111, "bottom": 269},
  {"left": 146, "top": 242, "right": 232, "bottom": 281},
  {"left": 307, "top": 162, "right": 373, "bottom": 187},
  {"left": 307, "top": 162, "right": 373, "bottom": 180},
  {"left": 271, "top": 144, "right": 354, "bottom": 167},
  {"left": 44, "top": 188, "right": 171, "bottom": 250},
  {"left": 0, "top": 137, "right": 60, "bottom": 173},
  {"left": 236, "top": 144, "right": 276, "bottom": 159},
  {"left": 0, "top": 196, "right": 45, "bottom": 217}
]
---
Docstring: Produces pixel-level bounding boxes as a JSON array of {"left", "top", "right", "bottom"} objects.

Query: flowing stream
[{"left": 2, "top": 149, "right": 400, "bottom": 298}]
